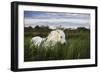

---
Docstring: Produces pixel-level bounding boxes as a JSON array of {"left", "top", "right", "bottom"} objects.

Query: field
[{"left": 24, "top": 26, "right": 90, "bottom": 62}]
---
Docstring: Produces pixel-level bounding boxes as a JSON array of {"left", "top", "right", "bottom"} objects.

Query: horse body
[
  {"left": 30, "top": 36, "right": 45, "bottom": 47},
  {"left": 30, "top": 30, "right": 66, "bottom": 48}
]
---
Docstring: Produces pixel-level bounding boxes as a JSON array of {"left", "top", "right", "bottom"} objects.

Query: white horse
[
  {"left": 44, "top": 30, "right": 66, "bottom": 47},
  {"left": 30, "top": 30, "right": 66, "bottom": 48}
]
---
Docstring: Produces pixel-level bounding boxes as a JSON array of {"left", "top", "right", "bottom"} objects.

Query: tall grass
[{"left": 24, "top": 29, "right": 90, "bottom": 62}]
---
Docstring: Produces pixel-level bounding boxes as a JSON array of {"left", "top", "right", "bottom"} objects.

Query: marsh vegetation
[{"left": 24, "top": 26, "right": 90, "bottom": 62}]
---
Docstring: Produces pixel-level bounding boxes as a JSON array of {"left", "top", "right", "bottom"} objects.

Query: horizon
[{"left": 24, "top": 25, "right": 90, "bottom": 30}]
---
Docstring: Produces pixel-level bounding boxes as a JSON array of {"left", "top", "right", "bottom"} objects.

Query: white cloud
[{"left": 24, "top": 18, "right": 90, "bottom": 25}]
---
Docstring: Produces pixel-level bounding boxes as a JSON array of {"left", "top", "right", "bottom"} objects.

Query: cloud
[
  {"left": 24, "top": 11, "right": 90, "bottom": 28},
  {"left": 24, "top": 18, "right": 90, "bottom": 25},
  {"left": 24, "top": 11, "right": 90, "bottom": 19}
]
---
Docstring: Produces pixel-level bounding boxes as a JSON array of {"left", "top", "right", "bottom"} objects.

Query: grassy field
[{"left": 24, "top": 26, "right": 90, "bottom": 62}]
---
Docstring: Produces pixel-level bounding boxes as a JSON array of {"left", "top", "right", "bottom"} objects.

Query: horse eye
[{"left": 60, "top": 36, "right": 62, "bottom": 38}]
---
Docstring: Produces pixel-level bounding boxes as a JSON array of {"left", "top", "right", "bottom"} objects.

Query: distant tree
[
  {"left": 35, "top": 25, "right": 40, "bottom": 29},
  {"left": 24, "top": 26, "right": 33, "bottom": 32},
  {"left": 28, "top": 26, "right": 32, "bottom": 29},
  {"left": 77, "top": 27, "right": 89, "bottom": 31}
]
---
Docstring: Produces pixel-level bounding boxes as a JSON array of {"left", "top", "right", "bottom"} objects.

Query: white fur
[
  {"left": 44, "top": 30, "right": 66, "bottom": 47},
  {"left": 30, "top": 36, "right": 45, "bottom": 47},
  {"left": 30, "top": 30, "right": 66, "bottom": 47}
]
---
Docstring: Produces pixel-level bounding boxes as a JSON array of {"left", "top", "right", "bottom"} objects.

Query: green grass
[{"left": 24, "top": 28, "right": 90, "bottom": 62}]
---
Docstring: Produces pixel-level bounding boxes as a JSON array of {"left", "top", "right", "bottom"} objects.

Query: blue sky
[{"left": 24, "top": 11, "right": 90, "bottom": 29}]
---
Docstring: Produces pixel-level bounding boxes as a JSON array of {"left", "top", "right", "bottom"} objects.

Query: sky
[{"left": 24, "top": 11, "right": 90, "bottom": 29}]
